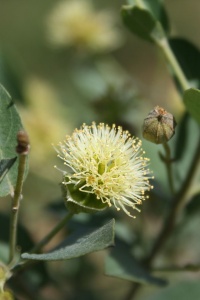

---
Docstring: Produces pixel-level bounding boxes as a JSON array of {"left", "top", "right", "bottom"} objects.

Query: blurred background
[{"left": 0, "top": 0, "right": 200, "bottom": 299}]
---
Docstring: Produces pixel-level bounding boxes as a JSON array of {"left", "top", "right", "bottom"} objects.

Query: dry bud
[
  {"left": 142, "top": 106, "right": 176, "bottom": 144},
  {"left": 16, "top": 131, "right": 30, "bottom": 155}
]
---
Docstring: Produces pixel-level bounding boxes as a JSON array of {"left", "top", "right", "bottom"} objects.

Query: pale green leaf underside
[
  {"left": 0, "top": 84, "right": 27, "bottom": 196},
  {"left": 21, "top": 219, "right": 115, "bottom": 261}
]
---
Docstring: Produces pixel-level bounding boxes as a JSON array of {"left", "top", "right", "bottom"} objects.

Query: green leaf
[
  {"left": 0, "top": 157, "right": 17, "bottom": 183},
  {"left": 121, "top": 3, "right": 165, "bottom": 42},
  {"left": 142, "top": 0, "right": 169, "bottom": 33},
  {"left": 0, "top": 84, "right": 28, "bottom": 196},
  {"left": 21, "top": 219, "right": 115, "bottom": 261},
  {"left": 169, "top": 38, "right": 200, "bottom": 81},
  {"left": 147, "top": 281, "right": 200, "bottom": 300},
  {"left": 183, "top": 88, "right": 200, "bottom": 124},
  {"left": 64, "top": 182, "right": 108, "bottom": 214},
  {"left": 105, "top": 241, "right": 166, "bottom": 286}
]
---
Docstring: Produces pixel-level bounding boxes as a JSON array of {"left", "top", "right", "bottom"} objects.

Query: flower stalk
[
  {"left": 155, "top": 38, "right": 190, "bottom": 92},
  {"left": 9, "top": 131, "right": 30, "bottom": 264},
  {"left": 161, "top": 142, "right": 175, "bottom": 195}
]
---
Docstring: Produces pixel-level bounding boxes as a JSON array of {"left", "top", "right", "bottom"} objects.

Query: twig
[
  {"left": 161, "top": 142, "right": 175, "bottom": 194},
  {"left": 155, "top": 38, "right": 190, "bottom": 92},
  {"left": 9, "top": 154, "right": 27, "bottom": 264}
]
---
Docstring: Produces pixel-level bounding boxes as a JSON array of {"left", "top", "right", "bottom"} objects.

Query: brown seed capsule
[
  {"left": 142, "top": 106, "right": 176, "bottom": 144},
  {"left": 16, "top": 130, "right": 30, "bottom": 154}
]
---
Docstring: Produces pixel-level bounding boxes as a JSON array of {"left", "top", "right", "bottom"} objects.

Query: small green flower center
[
  {"left": 98, "top": 163, "right": 106, "bottom": 175},
  {"left": 98, "top": 160, "right": 115, "bottom": 175}
]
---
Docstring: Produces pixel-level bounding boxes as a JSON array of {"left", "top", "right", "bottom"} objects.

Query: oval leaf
[
  {"left": 121, "top": 4, "right": 165, "bottom": 42},
  {"left": 0, "top": 84, "right": 27, "bottom": 196},
  {"left": 183, "top": 88, "right": 200, "bottom": 124},
  {"left": 21, "top": 219, "right": 115, "bottom": 261},
  {"left": 105, "top": 241, "right": 166, "bottom": 286}
]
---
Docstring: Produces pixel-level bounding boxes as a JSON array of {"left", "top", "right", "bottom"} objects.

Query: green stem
[
  {"left": 155, "top": 38, "right": 190, "bottom": 92},
  {"left": 162, "top": 142, "right": 175, "bottom": 194},
  {"left": 9, "top": 154, "right": 27, "bottom": 264},
  {"left": 30, "top": 212, "right": 74, "bottom": 254}
]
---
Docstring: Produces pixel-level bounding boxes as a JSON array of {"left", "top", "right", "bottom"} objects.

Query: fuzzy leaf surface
[
  {"left": 21, "top": 219, "right": 115, "bottom": 261},
  {"left": 0, "top": 84, "right": 27, "bottom": 196}
]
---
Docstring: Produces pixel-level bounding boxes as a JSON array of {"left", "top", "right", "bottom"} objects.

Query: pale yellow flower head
[
  {"left": 56, "top": 123, "right": 153, "bottom": 218},
  {"left": 46, "top": 0, "right": 123, "bottom": 53}
]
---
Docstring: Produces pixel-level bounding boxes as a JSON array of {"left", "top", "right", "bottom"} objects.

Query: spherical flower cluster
[
  {"left": 56, "top": 123, "right": 153, "bottom": 218},
  {"left": 46, "top": 0, "right": 122, "bottom": 53}
]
